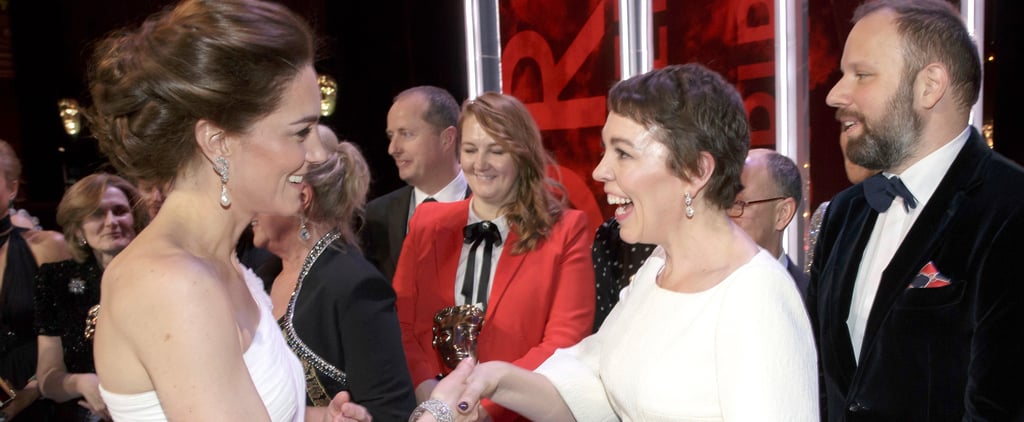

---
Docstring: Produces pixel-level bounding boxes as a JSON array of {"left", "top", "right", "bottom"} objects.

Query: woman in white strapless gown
[
  {"left": 84, "top": 1, "right": 370, "bottom": 420},
  {"left": 98, "top": 269, "right": 305, "bottom": 421}
]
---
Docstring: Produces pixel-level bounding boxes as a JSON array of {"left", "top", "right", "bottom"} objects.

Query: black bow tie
[
  {"left": 863, "top": 173, "right": 917, "bottom": 213},
  {"left": 463, "top": 221, "right": 502, "bottom": 246},
  {"left": 462, "top": 221, "right": 502, "bottom": 310}
]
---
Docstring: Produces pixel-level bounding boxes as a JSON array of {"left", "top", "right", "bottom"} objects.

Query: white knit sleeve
[{"left": 535, "top": 332, "right": 618, "bottom": 422}]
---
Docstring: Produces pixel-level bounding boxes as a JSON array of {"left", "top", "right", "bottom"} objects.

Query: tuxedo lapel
[
  {"left": 826, "top": 195, "right": 878, "bottom": 383},
  {"left": 485, "top": 229, "right": 526, "bottom": 316},
  {"left": 857, "top": 129, "right": 989, "bottom": 366}
]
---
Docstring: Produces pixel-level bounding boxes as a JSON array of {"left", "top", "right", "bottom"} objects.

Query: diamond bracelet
[{"left": 408, "top": 398, "right": 454, "bottom": 422}]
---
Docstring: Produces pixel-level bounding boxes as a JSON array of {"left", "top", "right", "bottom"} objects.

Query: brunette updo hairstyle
[{"left": 86, "top": 0, "right": 317, "bottom": 187}]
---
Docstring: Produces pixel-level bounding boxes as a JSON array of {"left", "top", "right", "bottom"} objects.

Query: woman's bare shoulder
[{"left": 102, "top": 245, "right": 229, "bottom": 315}]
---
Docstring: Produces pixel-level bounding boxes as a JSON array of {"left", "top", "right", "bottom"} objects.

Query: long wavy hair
[{"left": 458, "top": 92, "right": 565, "bottom": 254}]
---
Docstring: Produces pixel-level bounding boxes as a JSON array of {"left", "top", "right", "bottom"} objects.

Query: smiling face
[
  {"left": 460, "top": 114, "right": 518, "bottom": 219},
  {"left": 227, "top": 65, "right": 325, "bottom": 216},
  {"left": 386, "top": 93, "right": 453, "bottom": 193},
  {"left": 81, "top": 186, "right": 136, "bottom": 262},
  {"left": 593, "top": 112, "right": 686, "bottom": 245},
  {"left": 827, "top": 9, "right": 922, "bottom": 171}
]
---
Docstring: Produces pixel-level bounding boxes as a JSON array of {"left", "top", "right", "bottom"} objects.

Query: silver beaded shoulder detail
[{"left": 280, "top": 231, "right": 348, "bottom": 388}]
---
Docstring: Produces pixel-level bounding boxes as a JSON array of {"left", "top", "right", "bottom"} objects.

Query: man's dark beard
[{"left": 845, "top": 79, "right": 922, "bottom": 171}]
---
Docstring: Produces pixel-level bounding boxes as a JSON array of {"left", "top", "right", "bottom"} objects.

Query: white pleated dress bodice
[{"left": 99, "top": 268, "right": 306, "bottom": 421}]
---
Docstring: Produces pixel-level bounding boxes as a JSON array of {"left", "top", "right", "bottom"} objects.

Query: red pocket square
[{"left": 908, "top": 261, "right": 951, "bottom": 289}]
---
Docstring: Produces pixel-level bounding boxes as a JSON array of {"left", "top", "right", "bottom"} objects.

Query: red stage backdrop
[
  {"left": 500, "top": 0, "right": 836, "bottom": 219},
  {"left": 500, "top": 0, "right": 617, "bottom": 218},
  {"left": 660, "top": 0, "right": 777, "bottom": 149}
]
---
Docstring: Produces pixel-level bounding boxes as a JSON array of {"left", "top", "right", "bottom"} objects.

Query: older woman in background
[
  {"left": 252, "top": 125, "right": 416, "bottom": 421},
  {"left": 394, "top": 92, "right": 595, "bottom": 421},
  {"left": 0, "top": 140, "right": 70, "bottom": 422},
  {"left": 34, "top": 173, "right": 148, "bottom": 421},
  {"left": 449, "top": 64, "right": 817, "bottom": 421}
]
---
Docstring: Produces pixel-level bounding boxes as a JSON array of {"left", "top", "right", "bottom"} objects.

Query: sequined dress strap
[{"left": 279, "top": 231, "right": 347, "bottom": 405}]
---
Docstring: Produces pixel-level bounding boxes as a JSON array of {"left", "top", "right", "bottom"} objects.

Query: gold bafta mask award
[
  {"left": 58, "top": 98, "right": 81, "bottom": 136},
  {"left": 432, "top": 304, "right": 484, "bottom": 376},
  {"left": 317, "top": 74, "right": 337, "bottom": 117}
]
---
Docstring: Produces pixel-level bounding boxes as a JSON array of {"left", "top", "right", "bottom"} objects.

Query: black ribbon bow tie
[
  {"left": 463, "top": 221, "right": 502, "bottom": 246},
  {"left": 462, "top": 221, "right": 502, "bottom": 310},
  {"left": 863, "top": 173, "right": 918, "bottom": 213}
]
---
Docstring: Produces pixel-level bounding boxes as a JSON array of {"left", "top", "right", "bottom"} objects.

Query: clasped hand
[{"left": 418, "top": 358, "right": 513, "bottom": 422}]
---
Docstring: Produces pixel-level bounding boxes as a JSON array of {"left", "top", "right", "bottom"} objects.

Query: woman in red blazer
[{"left": 394, "top": 92, "right": 595, "bottom": 422}]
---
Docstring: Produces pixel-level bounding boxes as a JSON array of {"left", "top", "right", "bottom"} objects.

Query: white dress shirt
[
  {"left": 847, "top": 127, "right": 970, "bottom": 361},
  {"left": 454, "top": 201, "right": 509, "bottom": 308}
]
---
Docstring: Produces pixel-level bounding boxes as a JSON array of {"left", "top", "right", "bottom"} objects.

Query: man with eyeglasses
[{"left": 729, "top": 148, "right": 808, "bottom": 301}]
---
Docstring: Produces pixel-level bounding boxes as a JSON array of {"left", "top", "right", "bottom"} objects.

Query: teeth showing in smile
[
  {"left": 288, "top": 175, "right": 303, "bottom": 183},
  {"left": 607, "top": 195, "right": 633, "bottom": 217},
  {"left": 606, "top": 194, "right": 632, "bottom": 205}
]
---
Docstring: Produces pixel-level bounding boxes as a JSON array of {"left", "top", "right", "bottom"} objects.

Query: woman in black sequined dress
[{"left": 34, "top": 173, "right": 148, "bottom": 421}]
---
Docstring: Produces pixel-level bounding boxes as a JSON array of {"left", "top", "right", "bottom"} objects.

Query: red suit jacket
[{"left": 394, "top": 199, "right": 595, "bottom": 421}]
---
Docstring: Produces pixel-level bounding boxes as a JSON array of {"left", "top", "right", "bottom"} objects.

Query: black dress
[
  {"left": 269, "top": 233, "right": 416, "bottom": 422},
  {"left": 33, "top": 257, "right": 103, "bottom": 422},
  {"left": 1, "top": 225, "right": 56, "bottom": 420},
  {"left": 34, "top": 257, "right": 102, "bottom": 374},
  {"left": 591, "top": 218, "right": 656, "bottom": 332}
]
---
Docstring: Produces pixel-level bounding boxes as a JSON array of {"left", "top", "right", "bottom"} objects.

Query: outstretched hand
[
  {"left": 326, "top": 391, "right": 372, "bottom": 422},
  {"left": 417, "top": 358, "right": 490, "bottom": 422},
  {"left": 456, "top": 360, "right": 509, "bottom": 417}
]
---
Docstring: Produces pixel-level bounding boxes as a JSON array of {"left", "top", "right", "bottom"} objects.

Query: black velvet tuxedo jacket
[
  {"left": 808, "top": 128, "right": 1024, "bottom": 421},
  {"left": 362, "top": 186, "right": 414, "bottom": 282}
]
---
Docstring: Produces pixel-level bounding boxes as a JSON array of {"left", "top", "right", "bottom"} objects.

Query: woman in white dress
[
  {"left": 439, "top": 63, "right": 819, "bottom": 421},
  {"left": 85, "top": 0, "right": 370, "bottom": 420}
]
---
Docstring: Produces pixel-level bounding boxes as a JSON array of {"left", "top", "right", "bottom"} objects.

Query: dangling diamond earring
[
  {"left": 684, "top": 192, "right": 695, "bottom": 219},
  {"left": 213, "top": 156, "right": 231, "bottom": 207},
  {"left": 298, "top": 215, "right": 311, "bottom": 241}
]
